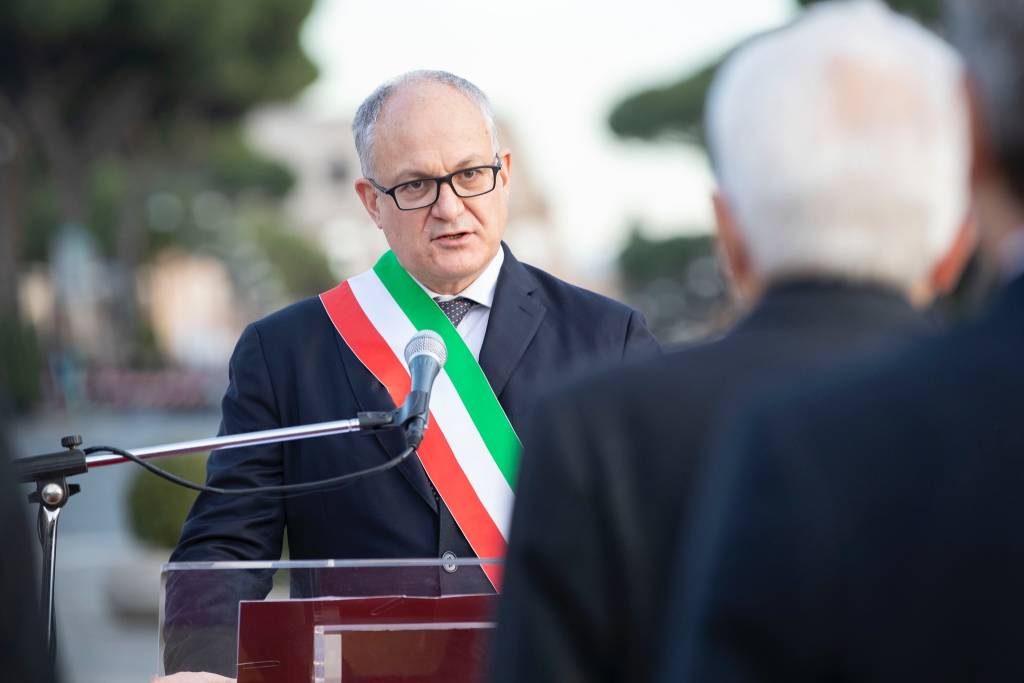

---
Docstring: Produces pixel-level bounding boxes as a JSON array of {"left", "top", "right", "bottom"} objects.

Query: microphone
[{"left": 397, "top": 330, "right": 448, "bottom": 448}]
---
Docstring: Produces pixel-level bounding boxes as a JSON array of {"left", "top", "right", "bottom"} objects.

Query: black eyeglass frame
[{"left": 368, "top": 157, "right": 503, "bottom": 211}]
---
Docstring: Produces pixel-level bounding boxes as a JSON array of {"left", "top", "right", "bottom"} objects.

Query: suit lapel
[
  {"left": 479, "top": 244, "right": 547, "bottom": 400},
  {"left": 335, "top": 334, "right": 439, "bottom": 513}
]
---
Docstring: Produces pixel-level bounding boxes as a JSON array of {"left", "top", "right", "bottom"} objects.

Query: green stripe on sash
[{"left": 373, "top": 251, "right": 521, "bottom": 487}]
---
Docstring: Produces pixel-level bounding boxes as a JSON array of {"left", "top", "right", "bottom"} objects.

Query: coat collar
[
  {"left": 478, "top": 242, "right": 547, "bottom": 400},
  {"left": 733, "top": 278, "right": 928, "bottom": 339}
]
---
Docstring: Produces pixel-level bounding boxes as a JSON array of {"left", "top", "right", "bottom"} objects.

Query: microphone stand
[{"left": 14, "top": 409, "right": 400, "bottom": 662}]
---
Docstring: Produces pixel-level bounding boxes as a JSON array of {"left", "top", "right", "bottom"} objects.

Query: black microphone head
[{"left": 404, "top": 329, "right": 447, "bottom": 368}]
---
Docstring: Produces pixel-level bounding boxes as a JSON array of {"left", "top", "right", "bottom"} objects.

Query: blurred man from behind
[
  {"left": 489, "top": 3, "right": 975, "bottom": 682},
  {"left": 660, "top": 1, "right": 1024, "bottom": 681}
]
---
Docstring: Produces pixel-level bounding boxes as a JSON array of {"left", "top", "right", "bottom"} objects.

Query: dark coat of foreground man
[
  {"left": 661, "top": 275, "right": 1024, "bottom": 682},
  {"left": 489, "top": 281, "right": 931, "bottom": 683}
]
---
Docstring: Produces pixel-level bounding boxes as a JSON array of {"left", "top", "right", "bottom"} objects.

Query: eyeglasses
[{"left": 368, "top": 158, "right": 503, "bottom": 210}]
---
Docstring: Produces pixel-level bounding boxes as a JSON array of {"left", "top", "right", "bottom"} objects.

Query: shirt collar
[{"left": 411, "top": 246, "right": 504, "bottom": 308}]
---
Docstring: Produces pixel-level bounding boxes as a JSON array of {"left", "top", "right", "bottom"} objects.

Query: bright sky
[{"left": 300, "top": 0, "right": 795, "bottom": 273}]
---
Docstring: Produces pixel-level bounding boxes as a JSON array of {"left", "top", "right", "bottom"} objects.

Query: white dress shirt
[{"left": 411, "top": 247, "right": 504, "bottom": 361}]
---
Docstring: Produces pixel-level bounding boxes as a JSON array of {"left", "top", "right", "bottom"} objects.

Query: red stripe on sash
[{"left": 320, "top": 282, "right": 505, "bottom": 589}]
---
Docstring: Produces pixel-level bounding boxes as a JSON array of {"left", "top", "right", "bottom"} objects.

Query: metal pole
[
  {"left": 36, "top": 480, "right": 69, "bottom": 661},
  {"left": 85, "top": 416, "right": 364, "bottom": 467},
  {"left": 39, "top": 504, "right": 60, "bottom": 658}
]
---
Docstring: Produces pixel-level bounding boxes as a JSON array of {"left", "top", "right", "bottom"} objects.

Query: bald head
[{"left": 352, "top": 70, "right": 500, "bottom": 179}]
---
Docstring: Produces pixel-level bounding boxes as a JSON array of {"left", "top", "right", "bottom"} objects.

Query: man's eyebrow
[
  {"left": 390, "top": 166, "right": 434, "bottom": 183},
  {"left": 390, "top": 156, "right": 492, "bottom": 183}
]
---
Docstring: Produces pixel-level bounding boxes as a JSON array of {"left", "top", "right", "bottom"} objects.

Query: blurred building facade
[{"left": 244, "top": 105, "right": 564, "bottom": 277}]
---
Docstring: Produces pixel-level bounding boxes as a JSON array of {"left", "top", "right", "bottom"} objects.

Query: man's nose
[{"left": 431, "top": 181, "right": 464, "bottom": 220}]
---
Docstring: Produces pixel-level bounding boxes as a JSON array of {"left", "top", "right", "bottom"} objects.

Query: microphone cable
[
  {"left": 79, "top": 331, "right": 449, "bottom": 500},
  {"left": 82, "top": 444, "right": 417, "bottom": 500}
]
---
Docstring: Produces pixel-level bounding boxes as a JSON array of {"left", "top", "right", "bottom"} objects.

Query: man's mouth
[{"left": 433, "top": 231, "right": 472, "bottom": 242}]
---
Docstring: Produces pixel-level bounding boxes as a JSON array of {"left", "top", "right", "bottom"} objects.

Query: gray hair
[
  {"left": 352, "top": 70, "right": 500, "bottom": 178},
  {"left": 947, "top": 0, "right": 1024, "bottom": 202},
  {"left": 706, "top": 0, "right": 969, "bottom": 292}
]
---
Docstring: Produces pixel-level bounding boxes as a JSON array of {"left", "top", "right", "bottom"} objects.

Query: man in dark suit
[
  {"left": 488, "top": 4, "right": 974, "bottom": 682},
  {"left": 160, "top": 70, "right": 657, "bottom": 678},
  {"left": 660, "top": 1, "right": 1024, "bottom": 681}
]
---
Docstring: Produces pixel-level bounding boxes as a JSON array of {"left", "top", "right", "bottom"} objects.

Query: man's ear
[
  {"left": 930, "top": 212, "right": 978, "bottom": 296},
  {"left": 966, "top": 75, "right": 996, "bottom": 190},
  {"left": 355, "top": 178, "right": 384, "bottom": 229},
  {"left": 713, "top": 190, "right": 756, "bottom": 302},
  {"left": 497, "top": 148, "right": 512, "bottom": 197}
]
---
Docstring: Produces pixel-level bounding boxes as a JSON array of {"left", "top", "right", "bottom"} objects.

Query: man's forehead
[
  {"left": 372, "top": 81, "right": 493, "bottom": 176},
  {"left": 383, "top": 79, "right": 464, "bottom": 107},
  {"left": 377, "top": 82, "right": 487, "bottom": 136}
]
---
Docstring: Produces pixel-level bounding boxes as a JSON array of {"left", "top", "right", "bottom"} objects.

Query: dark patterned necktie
[{"left": 435, "top": 296, "right": 477, "bottom": 327}]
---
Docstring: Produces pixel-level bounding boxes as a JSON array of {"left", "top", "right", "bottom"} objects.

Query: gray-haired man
[{"left": 158, "top": 70, "right": 658, "bottom": 680}]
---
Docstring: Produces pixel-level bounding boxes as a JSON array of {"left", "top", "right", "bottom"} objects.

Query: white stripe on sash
[{"left": 347, "top": 270, "right": 514, "bottom": 538}]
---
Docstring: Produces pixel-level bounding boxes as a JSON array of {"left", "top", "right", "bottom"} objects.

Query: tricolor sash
[{"left": 319, "top": 251, "right": 520, "bottom": 589}]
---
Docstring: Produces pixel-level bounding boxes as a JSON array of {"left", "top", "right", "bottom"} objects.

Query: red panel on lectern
[{"left": 237, "top": 594, "right": 497, "bottom": 683}]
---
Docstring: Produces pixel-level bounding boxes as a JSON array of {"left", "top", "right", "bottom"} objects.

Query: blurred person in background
[
  {"left": 659, "top": 0, "right": 1024, "bottom": 681},
  {"left": 0, "top": 423, "right": 59, "bottom": 683},
  {"left": 159, "top": 70, "right": 658, "bottom": 679},
  {"left": 489, "top": 2, "right": 974, "bottom": 682}
]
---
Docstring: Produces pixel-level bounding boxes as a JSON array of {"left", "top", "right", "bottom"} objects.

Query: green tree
[
  {"left": 0, "top": 0, "right": 316, "bottom": 228},
  {"left": 608, "top": 0, "right": 942, "bottom": 146},
  {"left": 0, "top": 0, "right": 316, "bottom": 376},
  {"left": 126, "top": 453, "right": 206, "bottom": 548},
  {"left": 618, "top": 228, "right": 731, "bottom": 342},
  {"left": 254, "top": 219, "right": 338, "bottom": 301}
]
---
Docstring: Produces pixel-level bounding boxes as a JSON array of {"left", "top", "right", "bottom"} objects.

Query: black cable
[{"left": 82, "top": 445, "right": 416, "bottom": 499}]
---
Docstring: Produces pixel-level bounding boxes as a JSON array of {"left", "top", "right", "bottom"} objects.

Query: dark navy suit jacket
[
  {"left": 490, "top": 281, "right": 931, "bottom": 683},
  {"left": 663, "top": 275, "right": 1024, "bottom": 682},
  {"left": 165, "top": 243, "right": 658, "bottom": 674}
]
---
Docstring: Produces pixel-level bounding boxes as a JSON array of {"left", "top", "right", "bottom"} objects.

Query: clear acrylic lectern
[{"left": 159, "top": 558, "right": 501, "bottom": 682}]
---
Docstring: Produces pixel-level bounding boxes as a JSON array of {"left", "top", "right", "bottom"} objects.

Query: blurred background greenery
[
  {"left": 2, "top": 0, "right": 980, "bottom": 419},
  {"left": 0, "top": 0, "right": 330, "bottom": 413},
  {"left": 609, "top": 0, "right": 940, "bottom": 146},
  {"left": 126, "top": 452, "right": 206, "bottom": 549}
]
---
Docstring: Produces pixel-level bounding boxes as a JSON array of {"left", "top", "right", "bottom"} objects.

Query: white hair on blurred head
[{"left": 707, "top": 0, "right": 969, "bottom": 290}]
